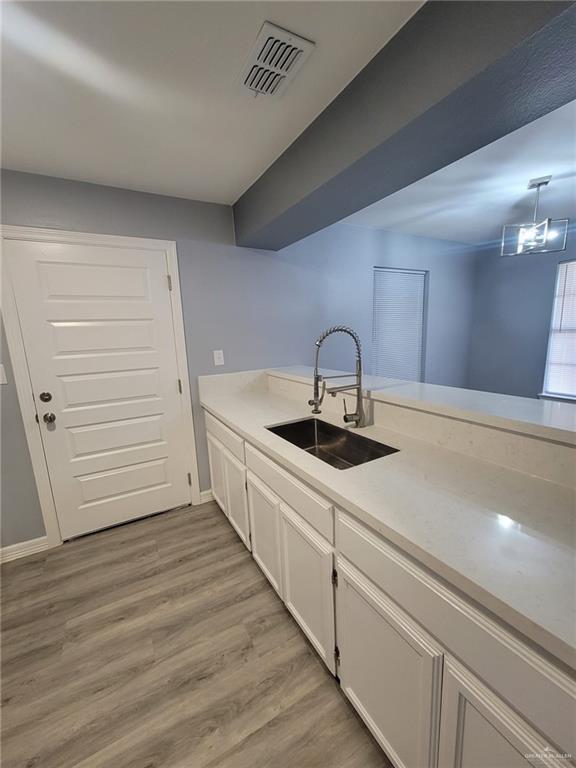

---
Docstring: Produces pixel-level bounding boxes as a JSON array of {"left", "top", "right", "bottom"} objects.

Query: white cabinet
[
  {"left": 207, "top": 432, "right": 226, "bottom": 513},
  {"left": 438, "top": 657, "right": 566, "bottom": 768},
  {"left": 336, "top": 557, "right": 443, "bottom": 768},
  {"left": 204, "top": 414, "right": 571, "bottom": 768},
  {"left": 336, "top": 511, "right": 576, "bottom": 757},
  {"left": 205, "top": 411, "right": 245, "bottom": 461},
  {"left": 246, "top": 472, "right": 283, "bottom": 597},
  {"left": 222, "top": 448, "right": 251, "bottom": 550},
  {"left": 280, "top": 503, "right": 335, "bottom": 673},
  {"left": 207, "top": 430, "right": 250, "bottom": 550},
  {"left": 245, "top": 444, "right": 333, "bottom": 541}
]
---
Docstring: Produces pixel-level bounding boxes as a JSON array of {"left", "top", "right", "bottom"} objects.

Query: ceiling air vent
[{"left": 240, "top": 22, "right": 315, "bottom": 97}]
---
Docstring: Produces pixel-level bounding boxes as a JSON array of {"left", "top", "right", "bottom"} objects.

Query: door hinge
[
  {"left": 187, "top": 472, "right": 192, "bottom": 486},
  {"left": 331, "top": 568, "right": 338, "bottom": 587},
  {"left": 334, "top": 645, "right": 341, "bottom": 665},
  {"left": 177, "top": 378, "right": 183, "bottom": 394},
  {"left": 167, "top": 274, "right": 173, "bottom": 291}
]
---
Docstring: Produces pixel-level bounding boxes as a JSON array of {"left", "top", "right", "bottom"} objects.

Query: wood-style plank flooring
[{"left": 1, "top": 502, "right": 390, "bottom": 768}]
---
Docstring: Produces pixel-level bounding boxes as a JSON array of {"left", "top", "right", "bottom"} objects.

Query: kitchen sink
[{"left": 267, "top": 418, "right": 399, "bottom": 470}]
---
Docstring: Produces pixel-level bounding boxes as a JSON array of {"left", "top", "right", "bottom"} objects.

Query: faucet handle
[{"left": 308, "top": 379, "right": 326, "bottom": 412}]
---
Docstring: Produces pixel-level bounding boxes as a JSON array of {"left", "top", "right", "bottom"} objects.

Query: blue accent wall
[
  {"left": 0, "top": 171, "right": 319, "bottom": 545},
  {"left": 280, "top": 225, "right": 478, "bottom": 388},
  {"left": 235, "top": 3, "right": 576, "bottom": 249},
  {"left": 466, "top": 229, "right": 575, "bottom": 398},
  {"left": 1, "top": 169, "right": 570, "bottom": 546}
]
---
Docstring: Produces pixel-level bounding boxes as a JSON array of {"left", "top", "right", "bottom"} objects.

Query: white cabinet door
[
  {"left": 246, "top": 472, "right": 283, "bottom": 597},
  {"left": 280, "top": 503, "right": 335, "bottom": 674},
  {"left": 207, "top": 433, "right": 226, "bottom": 513},
  {"left": 336, "top": 557, "right": 443, "bottom": 768},
  {"left": 438, "top": 657, "right": 567, "bottom": 768},
  {"left": 222, "top": 448, "right": 251, "bottom": 550}
]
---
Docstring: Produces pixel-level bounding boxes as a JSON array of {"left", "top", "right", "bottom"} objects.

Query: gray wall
[
  {"left": 281, "top": 225, "right": 478, "bottom": 387},
  {"left": 467, "top": 229, "right": 575, "bottom": 398},
  {"left": 234, "top": 2, "right": 575, "bottom": 248},
  {"left": 1, "top": 170, "right": 321, "bottom": 546},
  {"left": 1, "top": 322, "right": 46, "bottom": 546},
  {"left": 2, "top": 168, "right": 565, "bottom": 546}
]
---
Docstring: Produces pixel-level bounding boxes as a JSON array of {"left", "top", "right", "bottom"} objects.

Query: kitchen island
[{"left": 200, "top": 367, "right": 575, "bottom": 766}]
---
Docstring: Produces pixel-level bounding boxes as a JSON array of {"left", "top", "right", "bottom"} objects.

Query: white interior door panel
[{"left": 6, "top": 239, "right": 192, "bottom": 538}]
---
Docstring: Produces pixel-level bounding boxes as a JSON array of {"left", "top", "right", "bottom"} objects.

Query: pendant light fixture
[{"left": 501, "top": 176, "right": 569, "bottom": 256}]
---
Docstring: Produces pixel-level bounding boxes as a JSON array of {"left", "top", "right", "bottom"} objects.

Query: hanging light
[{"left": 501, "top": 176, "right": 569, "bottom": 256}]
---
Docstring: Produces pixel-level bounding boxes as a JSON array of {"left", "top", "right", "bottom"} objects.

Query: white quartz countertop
[
  {"left": 269, "top": 366, "right": 576, "bottom": 445},
  {"left": 200, "top": 373, "right": 576, "bottom": 670}
]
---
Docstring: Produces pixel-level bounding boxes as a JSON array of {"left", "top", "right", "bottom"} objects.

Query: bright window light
[{"left": 542, "top": 260, "right": 576, "bottom": 400}]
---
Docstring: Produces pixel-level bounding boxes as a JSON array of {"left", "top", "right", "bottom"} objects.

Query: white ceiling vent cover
[{"left": 240, "top": 22, "right": 315, "bottom": 97}]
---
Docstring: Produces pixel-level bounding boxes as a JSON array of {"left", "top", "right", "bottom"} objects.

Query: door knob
[{"left": 43, "top": 413, "right": 56, "bottom": 424}]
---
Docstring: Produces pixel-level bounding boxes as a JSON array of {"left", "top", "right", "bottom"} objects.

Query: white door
[
  {"left": 280, "top": 502, "right": 335, "bottom": 673},
  {"left": 222, "top": 448, "right": 250, "bottom": 550},
  {"left": 246, "top": 472, "right": 283, "bottom": 596},
  {"left": 438, "top": 657, "right": 566, "bottom": 768},
  {"left": 336, "top": 557, "right": 443, "bottom": 768},
  {"left": 207, "top": 433, "right": 226, "bottom": 514},
  {"left": 5, "top": 237, "right": 193, "bottom": 539}
]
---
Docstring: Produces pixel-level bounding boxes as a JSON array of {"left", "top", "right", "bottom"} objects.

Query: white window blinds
[
  {"left": 372, "top": 267, "right": 427, "bottom": 381},
  {"left": 543, "top": 260, "right": 576, "bottom": 399}
]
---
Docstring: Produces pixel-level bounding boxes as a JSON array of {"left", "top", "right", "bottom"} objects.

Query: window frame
[
  {"left": 541, "top": 258, "right": 576, "bottom": 401},
  {"left": 371, "top": 266, "right": 429, "bottom": 383}
]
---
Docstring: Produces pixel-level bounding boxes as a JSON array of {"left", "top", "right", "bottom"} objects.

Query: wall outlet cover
[{"left": 213, "top": 350, "right": 225, "bottom": 367}]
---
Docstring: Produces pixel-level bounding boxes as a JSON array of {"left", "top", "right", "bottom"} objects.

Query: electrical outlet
[
  {"left": 213, "top": 350, "right": 225, "bottom": 367},
  {"left": 0, "top": 364, "right": 6, "bottom": 385}
]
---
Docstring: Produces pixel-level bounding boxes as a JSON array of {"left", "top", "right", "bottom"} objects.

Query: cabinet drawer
[
  {"left": 245, "top": 444, "right": 333, "bottom": 542},
  {"left": 205, "top": 412, "right": 245, "bottom": 462},
  {"left": 336, "top": 511, "right": 576, "bottom": 755}
]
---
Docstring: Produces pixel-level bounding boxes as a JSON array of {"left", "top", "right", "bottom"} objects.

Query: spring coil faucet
[{"left": 308, "top": 326, "right": 365, "bottom": 428}]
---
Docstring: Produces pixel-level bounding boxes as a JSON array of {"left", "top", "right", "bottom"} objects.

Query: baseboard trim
[
  {"left": 198, "top": 489, "right": 214, "bottom": 504},
  {"left": 1, "top": 536, "right": 51, "bottom": 563}
]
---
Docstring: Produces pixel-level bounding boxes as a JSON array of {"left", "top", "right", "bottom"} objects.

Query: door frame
[{"left": 1, "top": 226, "right": 202, "bottom": 549}]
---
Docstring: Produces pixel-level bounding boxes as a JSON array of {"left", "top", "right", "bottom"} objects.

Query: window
[
  {"left": 372, "top": 267, "right": 427, "bottom": 381},
  {"left": 543, "top": 260, "right": 576, "bottom": 399}
]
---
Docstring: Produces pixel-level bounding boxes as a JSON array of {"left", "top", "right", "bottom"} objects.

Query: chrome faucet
[{"left": 308, "top": 326, "right": 365, "bottom": 428}]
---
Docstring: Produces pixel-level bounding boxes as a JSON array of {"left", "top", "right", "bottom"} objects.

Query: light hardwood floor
[{"left": 1, "top": 502, "right": 390, "bottom": 768}]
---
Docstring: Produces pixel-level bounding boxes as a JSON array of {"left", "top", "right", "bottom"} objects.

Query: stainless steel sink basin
[{"left": 267, "top": 418, "right": 399, "bottom": 470}]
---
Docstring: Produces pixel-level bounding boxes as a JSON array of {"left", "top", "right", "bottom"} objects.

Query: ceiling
[
  {"left": 1, "top": 1, "right": 422, "bottom": 204},
  {"left": 344, "top": 99, "right": 576, "bottom": 245}
]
